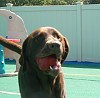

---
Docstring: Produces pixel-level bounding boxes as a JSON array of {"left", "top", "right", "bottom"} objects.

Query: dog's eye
[
  {"left": 35, "top": 37, "right": 40, "bottom": 42},
  {"left": 58, "top": 37, "right": 62, "bottom": 42},
  {"left": 53, "top": 34, "right": 62, "bottom": 41},
  {"left": 52, "top": 32, "right": 61, "bottom": 40},
  {"left": 35, "top": 35, "right": 45, "bottom": 43}
]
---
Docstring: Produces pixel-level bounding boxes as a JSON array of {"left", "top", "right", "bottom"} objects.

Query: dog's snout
[{"left": 48, "top": 42, "right": 60, "bottom": 50}]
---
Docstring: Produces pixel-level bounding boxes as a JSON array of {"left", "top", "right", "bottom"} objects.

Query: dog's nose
[{"left": 48, "top": 42, "right": 60, "bottom": 50}]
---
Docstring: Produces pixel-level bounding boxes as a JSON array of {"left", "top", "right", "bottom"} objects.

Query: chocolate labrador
[{"left": 0, "top": 27, "right": 69, "bottom": 98}]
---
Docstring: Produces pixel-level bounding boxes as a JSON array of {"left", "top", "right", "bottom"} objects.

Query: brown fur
[
  {"left": 0, "top": 27, "right": 69, "bottom": 98},
  {"left": 0, "top": 36, "right": 21, "bottom": 54}
]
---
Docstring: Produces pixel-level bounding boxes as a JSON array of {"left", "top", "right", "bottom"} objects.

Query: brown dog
[{"left": 0, "top": 27, "right": 69, "bottom": 98}]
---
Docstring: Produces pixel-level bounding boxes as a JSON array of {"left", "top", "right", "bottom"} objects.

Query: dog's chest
[{"left": 19, "top": 70, "right": 56, "bottom": 98}]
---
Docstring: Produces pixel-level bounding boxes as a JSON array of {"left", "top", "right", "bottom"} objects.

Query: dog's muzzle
[{"left": 36, "top": 54, "right": 61, "bottom": 77}]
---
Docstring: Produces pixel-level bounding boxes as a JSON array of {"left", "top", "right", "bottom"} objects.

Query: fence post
[
  {"left": 76, "top": 2, "right": 83, "bottom": 62},
  {"left": 6, "top": 3, "right": 13, "bottom": 11}
]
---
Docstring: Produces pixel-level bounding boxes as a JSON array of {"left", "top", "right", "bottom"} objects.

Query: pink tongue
[{"left": 36, "top": 56, "right": 60, "bottom": 71}]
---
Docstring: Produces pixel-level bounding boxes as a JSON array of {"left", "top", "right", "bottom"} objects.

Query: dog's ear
[
  {"left": 19, "top": 37, "right": 29, "bottom": 71},
  {"left": 61, "top": 37, "right": 69, "bottom": 64}
]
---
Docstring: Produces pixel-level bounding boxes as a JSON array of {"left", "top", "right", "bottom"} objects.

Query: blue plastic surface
[{"left": 0, "top": 45, "right": 5, "bottom": 74}]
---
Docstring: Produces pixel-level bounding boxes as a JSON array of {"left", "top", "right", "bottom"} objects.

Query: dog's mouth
[{"left": 36, "top": 54, "right": 61, "bottom": 76}]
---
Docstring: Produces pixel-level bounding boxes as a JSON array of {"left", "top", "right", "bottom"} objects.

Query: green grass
[{"left": 0, "top": 63, "right": 100, "bottom": 98}]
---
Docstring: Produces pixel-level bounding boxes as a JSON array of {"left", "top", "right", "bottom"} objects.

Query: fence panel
[
  {"left": 82, "top": 5, "right": 100, "bottom": 62},
  {"left": 0, "top": 3, "right": 100, "bottom": 62},
  {"left": 3, "top": 5, "right": 78, "bottom": 61}
]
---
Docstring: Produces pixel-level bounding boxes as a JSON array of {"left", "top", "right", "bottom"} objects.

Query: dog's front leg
[{"left": 54, "top": 73, "right": 66, "bottom": 98}]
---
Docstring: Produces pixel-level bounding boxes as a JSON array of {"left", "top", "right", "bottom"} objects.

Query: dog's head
[{"left": 19, "top": 27, "right": 69, "bottom": 77}]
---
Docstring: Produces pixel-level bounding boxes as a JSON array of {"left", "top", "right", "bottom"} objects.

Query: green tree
[
  {"left": 52, "top": 0, "right": 67, "bottom": 5},
  {"left": 89, "top": 0, "right": 100, "bottom": 4},
  {"left": 0, "top": 0, "right": 67, "bottom": 6},
  {"left": 0, "top": 0, "right": 7, "bottom": 7},
  {"left": 1, "top": 0, "right": 100, "bottom": 7},
  {"left": 65, "top": 0, "right": 77, "bottom": 5}
]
